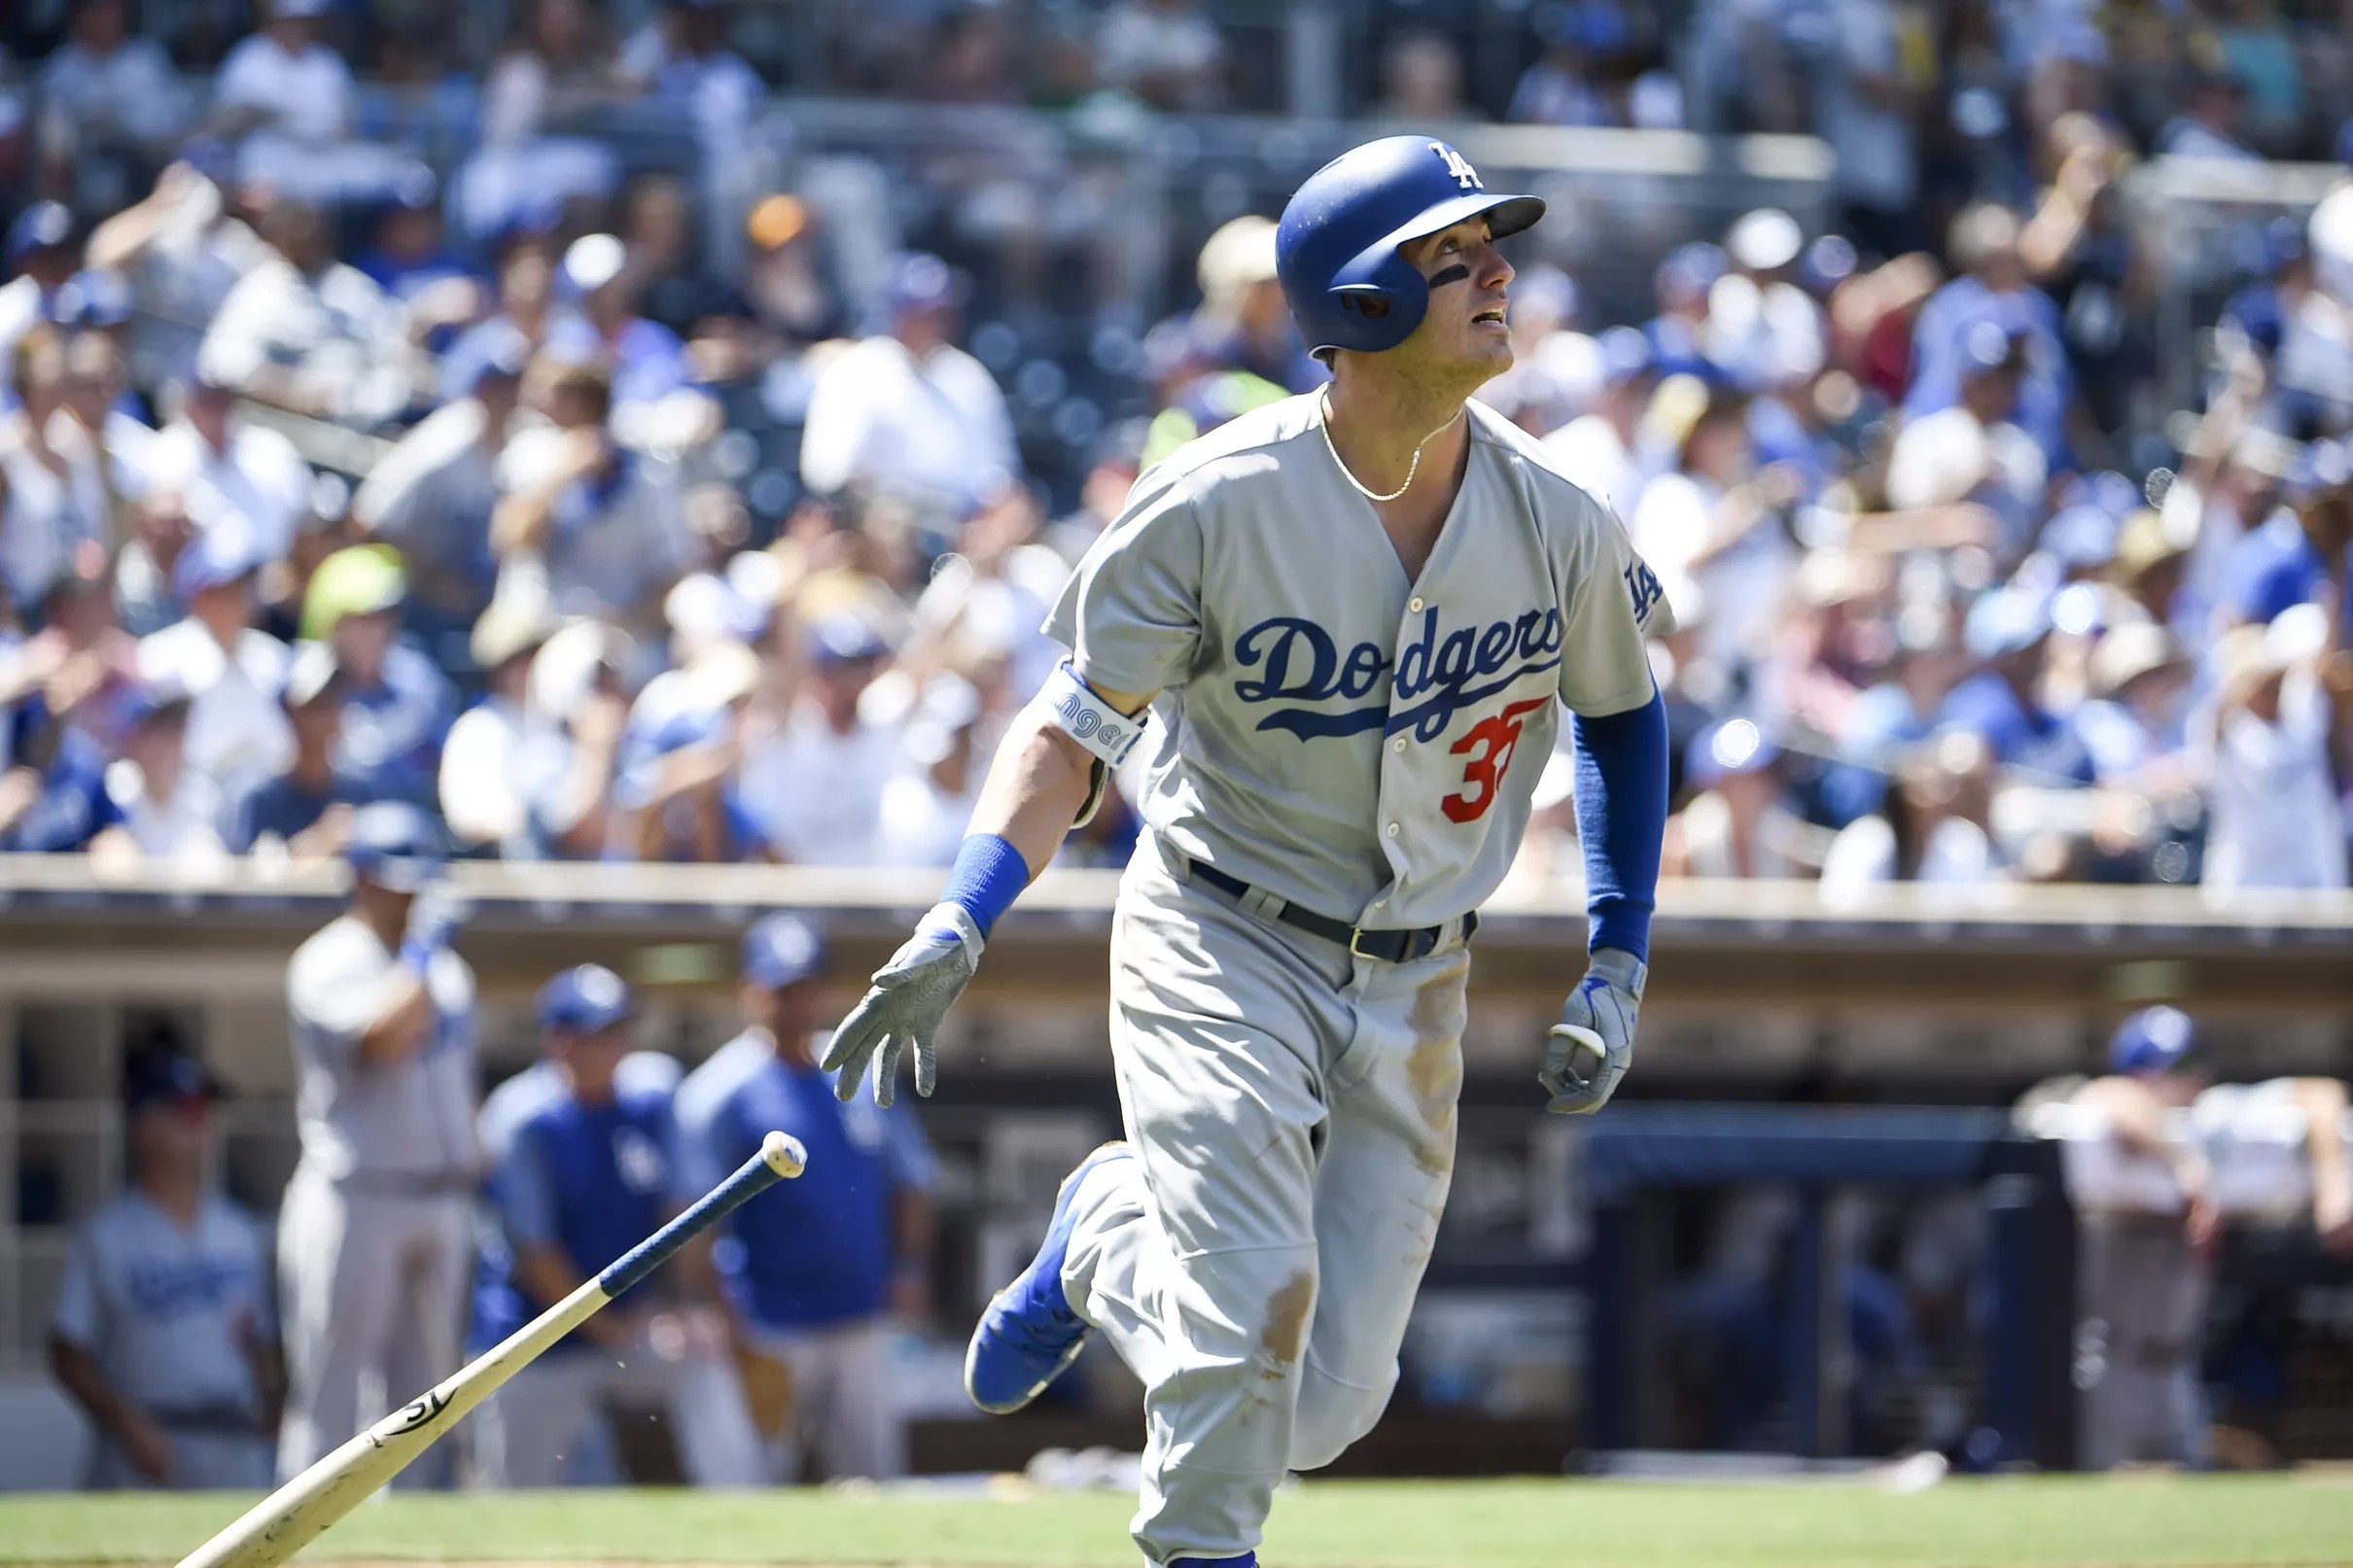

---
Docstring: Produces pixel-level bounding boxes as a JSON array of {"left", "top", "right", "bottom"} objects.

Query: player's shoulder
[
  {"left": 195, "top": 1193, "right": 267, "bottom": 1249},
  {"left": 614, "top": 1048, "right": 685, "bottom": 1102},
  {"left": 509, "top": 1076, "right": 581, "bottom": 1140},
  {"left": 290, "top": 913, "right": 377, "bottom": 977},
  {"left": 1465, "top": 399, "right": 1622, "bottom": 537},
  {"left": 79, "top": 1191, "right": 152, "bottom": 1247},
  {"left": 479, "top": 1063, "right": 561, "bottom": 1158},
  {"left": 1130, "top": 393, "right": 1327, "bottom": 504}
]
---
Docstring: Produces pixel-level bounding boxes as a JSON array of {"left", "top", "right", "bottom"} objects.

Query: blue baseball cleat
[{"left": 965, "top": 1140, "right": 1134, "bottom": 1414}]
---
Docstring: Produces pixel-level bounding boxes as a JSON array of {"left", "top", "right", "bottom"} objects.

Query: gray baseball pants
[
  {"left": 275, "top": 1169, "right": 472, "bottom": 1484},
  {"left": 1061, "top": 837, "right": 1470, "bottom": 1565}
]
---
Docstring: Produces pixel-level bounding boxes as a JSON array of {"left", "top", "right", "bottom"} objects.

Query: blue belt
[{"left": 1176, "top": 854, "right": 1475, "bottom": 962}]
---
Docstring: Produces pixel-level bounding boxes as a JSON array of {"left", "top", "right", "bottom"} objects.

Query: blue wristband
[{"left": 940, "top": 833, "right": 1033, "bottom": 938}]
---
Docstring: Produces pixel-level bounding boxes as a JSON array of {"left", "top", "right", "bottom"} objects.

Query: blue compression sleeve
[
  {"left": 1569, "top": 689, "right": 1668, "bottom": 962},
  {"left": 940, "top": 832, "right": 1034, "bottom": 938}
]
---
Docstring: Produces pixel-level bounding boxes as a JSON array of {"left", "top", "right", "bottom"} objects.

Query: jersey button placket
[{"left": 1375, "top": 594, "right": 1428, "bottom": 921}]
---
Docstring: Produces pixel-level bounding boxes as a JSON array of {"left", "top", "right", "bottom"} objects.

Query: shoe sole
[{"left": 964, "top": 1140, "right": 1133, "bottom": 1414}]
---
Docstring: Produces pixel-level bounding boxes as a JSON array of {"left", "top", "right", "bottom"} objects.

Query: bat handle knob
[
  {"left": 1551, "top": 1024, "right": 1605, "bottom": 1066},
  {"left": 760, "top": 1131, "right": 808, "bottom": 1179}
]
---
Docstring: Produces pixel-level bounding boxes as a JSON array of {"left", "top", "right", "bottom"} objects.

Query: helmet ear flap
[{"left": 1327, "top": 246, "right": 1428, "bottom": 353}]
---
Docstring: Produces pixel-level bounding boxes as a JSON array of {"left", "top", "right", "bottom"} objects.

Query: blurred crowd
[{"left": 0, "top": 0, "right": 2345, "bottom": 894}]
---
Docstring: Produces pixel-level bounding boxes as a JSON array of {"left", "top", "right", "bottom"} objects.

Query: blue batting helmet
[
  {"left": 741, "top": 913, "right": 825, "bottom": 992},
  {"left": 2109, "top": 1005, "right": 2198, "bottom": 1075},
  {"left": 343, "top": 802, "right": 447, "bottom": 893},
  {"left": 536, "top": 964, "right": 634, "bottom": 1035},
  {"left": 1276, "top": 135, "right": 1544, "bottom": 360}
]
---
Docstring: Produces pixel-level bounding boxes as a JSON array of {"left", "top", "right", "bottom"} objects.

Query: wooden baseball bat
[{"left": 177, "top": 1131, "right": 808, "bottom": 1568}]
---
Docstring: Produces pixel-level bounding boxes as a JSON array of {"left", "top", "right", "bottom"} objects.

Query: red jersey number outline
[{"left": 1440, "top": 696, "right": 1552, "bottom": 823}]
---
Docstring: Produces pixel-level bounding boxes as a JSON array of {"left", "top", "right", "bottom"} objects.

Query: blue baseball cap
[
  {"left": 7, "top": 202, "right": 74, "bottom": 267},
  {"left": 1801, "top": 233, "right": 1857, "bottom": 295},
  {"left": 885, "top": 252, "right": 962, "bottom": 318},
  {"left": 343, "top": 802, "right": 447, "bottom": 893},
  {"left": 465, "top": 321, "right": 532, "bottom": 390},
  {"left": 118, "top": 681, "right": 193, "bottom": 733},
  {"left": 1959, "top": 317, "right": 2025, "bottom": 375},
  {"left": 2289, "top": 436, "right": 2353, "bottom": 504},
  {"left": 559, "top": 232, "right": 627, "bottom": 300},
  {"left": 171, "top": 527, "right": 259, "bottom": 603},
  {"left": 536, "top": 963, "right": 634, "bottom": 1035},
  {"left": 741, "top": 913, "right": 825, "bottom": 991},
  {"left": 1964, "top": 586, "right": 2054, "bottom": 660},
  {"left": 56, "top": 268, "right": 132, "bottom": 329},
  {"left": 808, "top": 612, "right": 890, "bottom": 666},
  {"left": 1687, "top": 716, "right": 1780, "bottom": 786},
  {"left": 124, "top": 1051, "right": 224, "bottom": 1114},
  {"left": 1657, "top": 242, "right": 1727, "bottom": 302},
  {"left": 1596, "top": 325, "right": 1654, "bottom": 385},
  {"left": 2042, "top": 505, "right": 2120, "bottom": 570},
  {"left": 2110, "top": 1005, "right": 2198, "bottom": 1075}
]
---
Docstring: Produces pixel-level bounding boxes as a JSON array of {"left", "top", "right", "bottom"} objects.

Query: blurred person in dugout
[
  {"left": 276, "top": 803, "right": 477, "bottom": 1483},
  {"left": 471, "top": 965, "right": 764, "bottom": 1487},
  {"left": 2065, "top": 1008, "right": 2353, "bottom": 1469},
  {"left": 49, "top": 1050, "right": 283, "bottom": 1489},
  {"left": 675, "top": 915, "right": 936, "bottom": 1482}
]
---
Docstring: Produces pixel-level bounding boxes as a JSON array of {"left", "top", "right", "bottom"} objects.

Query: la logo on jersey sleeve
[{"left": 1623, "top": 557, "right": 1667, "bottom": 628}]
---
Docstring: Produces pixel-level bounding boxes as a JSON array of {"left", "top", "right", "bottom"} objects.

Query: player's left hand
[
  {"left": 821, "top": 902, "right": 984, "bottom": 1107},
  {"left": 1541, "top": 948, "right": 1645, "bottom": 1116}
]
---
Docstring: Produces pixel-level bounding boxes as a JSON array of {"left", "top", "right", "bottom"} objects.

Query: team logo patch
[
  {"left": 1624, "top": 559, "right": 1666, "bottom": 626},
  {"left": 1230, "top": 606, "right": 1562, "bottom": 743}
]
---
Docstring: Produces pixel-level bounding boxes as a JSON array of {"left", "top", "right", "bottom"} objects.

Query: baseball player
[
  {"left": 276, "top": 801, "right": 478, "bottom": 1484},
  {"left": 49, "top": 1050, "right": 283, "bottom": 1489},
  {"left": 821, "top": 136, "right": 1671, "bottom": 1566},
  {"left": 673, "top": 914, "right": 937, "bottom": 1482},
  {"left": 470, "top": 965, "right": 765, "bottom": 1487}
]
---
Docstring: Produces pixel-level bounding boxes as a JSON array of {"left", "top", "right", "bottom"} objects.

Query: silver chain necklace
[{"left": 1317, "top": 386, "right": 1460, "bottom": 505}]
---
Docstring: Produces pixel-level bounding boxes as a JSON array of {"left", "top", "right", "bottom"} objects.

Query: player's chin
[{"left": 1457, "top": 329, "right": 1514, "bottom": 373}]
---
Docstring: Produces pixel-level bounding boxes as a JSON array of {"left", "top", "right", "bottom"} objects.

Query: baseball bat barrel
[{"left": 175, "top": 1132, "right": 806, "bottom": 1568}]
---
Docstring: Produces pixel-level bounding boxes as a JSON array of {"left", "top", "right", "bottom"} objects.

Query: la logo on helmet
[{"left": 1430, "top": 143, "right": 1483, "bottom": 191}]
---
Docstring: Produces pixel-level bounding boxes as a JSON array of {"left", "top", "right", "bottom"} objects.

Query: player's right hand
[
  {"left": 121, "top": 1411, "right": 175, "bottom": 1483},
  {"left": 821, "top": 902, "right": 983, "bottom": 1108}
]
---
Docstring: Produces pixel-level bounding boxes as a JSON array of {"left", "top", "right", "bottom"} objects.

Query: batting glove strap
[{"left": 1587, "top": 947, "right": 1647, "bottom": 1001}]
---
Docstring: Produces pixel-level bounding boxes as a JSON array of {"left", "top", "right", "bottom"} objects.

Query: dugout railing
[{"left": 0, "top": 860, "right": 2345, "bottom": 1481}]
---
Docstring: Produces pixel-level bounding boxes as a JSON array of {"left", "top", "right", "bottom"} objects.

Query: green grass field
[{"left": 5, "top": 1477, "right": 2353, "bottom": 1567}]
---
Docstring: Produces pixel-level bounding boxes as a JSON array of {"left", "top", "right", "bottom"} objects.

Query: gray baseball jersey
[
  {"left": 1045, "top": 392, "right": 1669, "bottom": 929},
  {"left": 1036, "top": 391, "right": 1668, "bottom": 1563},
  {"left": 285, "top": 915, "right": 479, "bottom": 1181},
  {"left": 52, "top": 1192, "right": 275, "bottom": 1420}
]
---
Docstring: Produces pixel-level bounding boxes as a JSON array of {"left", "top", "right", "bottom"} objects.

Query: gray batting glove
[
  {"left": 1541, "top": 948, "right": 1646, "bottom": 1116},
  {"left": 821, "top": 902, "right": 984, "bottom": 1108}
]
